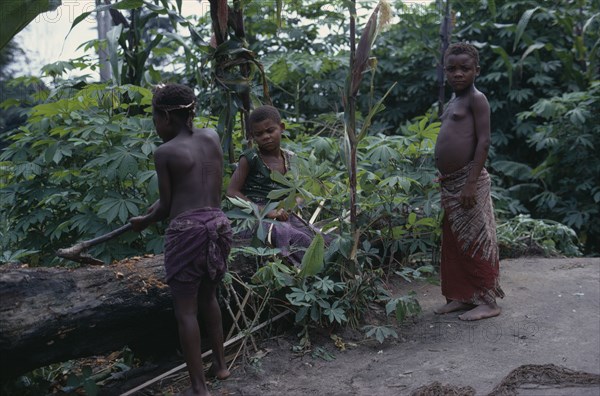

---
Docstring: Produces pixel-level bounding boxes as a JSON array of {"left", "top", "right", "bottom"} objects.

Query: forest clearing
[
  {"left": 2, "top": 256, "right": 598, "bottom": 395},
  {"left": 1, "top": 1, "right": 599, "bottom": 395},
  {"left": 201, "top": 257, "right": 600, "bottom": 396}
]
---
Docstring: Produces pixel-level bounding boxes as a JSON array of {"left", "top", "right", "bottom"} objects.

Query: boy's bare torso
[
  {"left": 435, "top": 90, "right": 480, "bottom": 175},
  {"left": 157, "top": 128, "right": 223, "bottom": 219}
]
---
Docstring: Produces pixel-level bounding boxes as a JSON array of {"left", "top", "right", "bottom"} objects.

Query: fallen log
[
  {"left": 0, "top": 249, "right": 262, "bottom": 382},
  {"left": 0, "top": 255, "right": 176, "bottom": 381}
]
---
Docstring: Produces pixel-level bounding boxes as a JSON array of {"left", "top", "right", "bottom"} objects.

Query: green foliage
[
  {"left": 395, "top": 264, "right": 436, "bottom": 283},
  {"left": 251, "top": 258, "right": 295, "bottom": 290},
  {"left": 244, "top": 1, "right": 348, "bottom": 118},
  {"left": 286, "top": 275, "right": 348, "bottom": 325},
  {"left": 252, "top": 253, "right": 420, "bottom": 336},
  {"left": 344, "top": 0, "right": 600, "bottom": 253},
  {"left": 361, "top": 288, "right": 421, "bottom": 344},
  {"left": 0, "top": 82, "right": 164, "bottom": 265},
  {"left": 497, "top": 214, "right": 583, "bottom": 258},
  {"left": 6, "top": 0, "right": 595, "bottom": 261},
  {"left": 0, "top": 1, "right": 596, "bottom": 369},
  {"left": 514, "top": 82, "right": 600, "bottom": 252},
  {"left": 384, "top": 291, "right": 422, "bottom": 323},
  {"left": 310, "top": 346, "right": 337, "bottom": 361},
  {"left": 230, "top": 114, "right": 442, "bottom": 338},
  {"left": 227, "top": 112, "right": 443, "bottom": 271},
  {"left": 298, "top": 233, "right": 325, "bottom": 278},
  {"left": 227, "top": 196, "right": 281, "bottom": 243},
  {"left": 70, "top": 0, "right": 204, "bottom": 87},
  {"left": 1, "top": 347, "right": 136, "bottom": 396},
  {"left": 362, "top": 324, "right": 398, "bottom": 344},
  {"left": 369, "top": 1, "right": 442, "bottom": 125}
]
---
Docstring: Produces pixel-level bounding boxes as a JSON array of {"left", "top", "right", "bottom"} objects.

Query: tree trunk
[
  {"left": 0, "top": 250, "right": 259, "bottom": 381},
  {"left": 0, "top": 255, "right": 177, "bottom": 381},
  {"left": 96, "top": 4, "right": 112, "bottom": 82}
]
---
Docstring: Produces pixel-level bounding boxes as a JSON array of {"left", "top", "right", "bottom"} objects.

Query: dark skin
[
  {"left": 227, "top": 118, "right": 289, "bottom": 221},
  {"left": 433, "top": 53, "right": 501, "bottom": 321},
  {"left": 130, "top": 108, "right": 229, "bottom": 396}
]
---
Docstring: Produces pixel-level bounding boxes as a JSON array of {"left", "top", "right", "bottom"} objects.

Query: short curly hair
[
  {"left": 152, "top": 83, "right": 196, "bottom": 124},
  {"left": 445, "top": 42, "right": 479, "bottom": 65},
  {"left": 248, "top": 105, "right": 282, "bottom": 126}
]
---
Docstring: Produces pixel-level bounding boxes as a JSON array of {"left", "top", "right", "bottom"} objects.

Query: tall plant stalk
[
  {"left": 343, "top": 0, "right": 392, "bottom": 263},
  {"left": 348, "top": 1, "right": 358, "bottom": 245},
  {"left": 437, "top": 0, "right": 453, "bottom": 117},
  {"left": 207, "top": 0, "right": 273, "bottom": 161}
]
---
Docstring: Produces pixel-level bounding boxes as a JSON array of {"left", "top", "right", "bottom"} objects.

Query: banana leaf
[{"left": 0, "top": 0, "right": 61, "bottom": 49}]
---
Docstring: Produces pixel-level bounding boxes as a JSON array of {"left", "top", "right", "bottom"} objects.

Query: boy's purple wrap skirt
[{"left": 164, "top": 208, "right": 232, "bottom": 297}]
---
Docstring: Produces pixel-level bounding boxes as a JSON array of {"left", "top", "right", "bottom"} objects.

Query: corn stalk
[{"left": 343, "top": 0, "right": 392, "bottom": 263}]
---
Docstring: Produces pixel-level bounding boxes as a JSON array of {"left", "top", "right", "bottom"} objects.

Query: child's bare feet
[
  {"left": 458, "top": 303, "right": 501, "bottom": 321},
  {"left": 434, "top": 300, "right": 474, "bottom": 314},
  {"left": 207, "top": 364, "right": 231, "bottom": 380}
]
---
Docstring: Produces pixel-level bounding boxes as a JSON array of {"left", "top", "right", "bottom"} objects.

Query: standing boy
[
  {"left": 434, "top": 43, "right": 505, "bottom": 321},
  {"left": 130, "top": 83, "right": 231, "bottom": 396}
]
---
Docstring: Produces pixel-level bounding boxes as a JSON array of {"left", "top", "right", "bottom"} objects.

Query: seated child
[{"left": 227, "top": 105, "right": 315, "bottom": 267}]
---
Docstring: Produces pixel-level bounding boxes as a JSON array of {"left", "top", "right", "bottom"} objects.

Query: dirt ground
[{"left": 125, "top": 257, "right": 600, "bottom": 396}]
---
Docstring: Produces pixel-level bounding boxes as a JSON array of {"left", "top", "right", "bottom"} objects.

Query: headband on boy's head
[
  {"left": 153, "top": 83, "right": 196, "bottom": 113},
  {"left": 155, "top": 101, "right": 196, "bottom": 112}
]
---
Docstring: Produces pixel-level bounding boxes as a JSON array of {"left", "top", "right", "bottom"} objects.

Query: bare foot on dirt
[
  {"left": 207, "top": 364, "right": 231, "bottom": 381},
  {"left": 434, "top": 300, "right": 474, "bottom": 314},
  {"left": 458, "top": 303, "right": 501, "bottom": 321}
]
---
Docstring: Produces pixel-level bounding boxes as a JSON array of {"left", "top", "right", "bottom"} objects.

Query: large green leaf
[
  {"left": 490, "top": 45, "right": 513, "bottom": 88},
  {"left": 107, "top": 24, "right": 124, "bottom": 85},
  {"left": 513, "top": 7, "right": 541, "bottom": 52},
  {"left": 0, "top": 0, "right": 61, "bottom": 49},
  {"left": 114, "top": 0, "right": 144, "bottom": 9},
  {"left": 298, "top": 233, "right": 324, "bottom": 278},
  {"left": 493, "top": 160, "right": 533, "bottom": 181},
  {"left": 357, "top": 82, "right": 397, "bottom": 141}
]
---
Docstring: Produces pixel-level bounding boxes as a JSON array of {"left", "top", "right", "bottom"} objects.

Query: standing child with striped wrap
[
  {"left": 434, "top": 42, "right": 505, "bottom": 321},
  {"left": 130, "top": 83, "right": 231, "bottom": 395}
]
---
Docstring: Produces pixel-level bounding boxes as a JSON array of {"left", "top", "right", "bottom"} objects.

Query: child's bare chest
[{"left": 442, "top": 97, "right": 472, "bottom": 123}]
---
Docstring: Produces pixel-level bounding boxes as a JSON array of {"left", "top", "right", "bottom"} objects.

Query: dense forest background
[
  {"left": 0, "top": 1, "right": 598, "bottom": 391},
  {"left": 1, "top": 0, "right": 598, "bottom": 268}
]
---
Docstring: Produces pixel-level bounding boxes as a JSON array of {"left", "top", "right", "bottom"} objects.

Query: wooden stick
[
  {"left": 223, "top": 285, "right": 257, "bottom": 352},
  {"left": 224, "top": 291, "right": 245, "bottom": 340},
  {"left": 227, "top": 335, "right": 246, "bottom": 372},
  {"left": 56, "top": 223, "right": 133, "bottom": 265},
  {"left": 120, "top": 310, "right": 291, "bottom": 396},
  {"left": 309, "top": 200, "right": 326, "bottom": 225},
  {"left": 226, "top": 284, "right": 254, "bottom": 340},
  {"left": 229, "top": 284, "right": 258, "bottom": 351}
]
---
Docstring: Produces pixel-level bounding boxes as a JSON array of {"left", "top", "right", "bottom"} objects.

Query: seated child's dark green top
[{"left": 240, "top": 147, "right": 294, "bottom": 204}]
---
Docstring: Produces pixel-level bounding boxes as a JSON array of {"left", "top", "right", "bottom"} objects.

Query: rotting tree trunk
[
  {"left": 0, "top": 252, "right": 258, "bottom": 381},
  {"left": 0, "top": 255, "right": 177, "bottom": 381}
]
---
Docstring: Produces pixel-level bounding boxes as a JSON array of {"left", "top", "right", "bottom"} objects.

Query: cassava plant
[{"left": 1, "top": 80, "right": 172, "bottom": 266}]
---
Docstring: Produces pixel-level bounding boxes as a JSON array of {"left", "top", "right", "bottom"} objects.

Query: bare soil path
[{"left": 202, "top": 257, "right": 600, "bottom": 396}]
